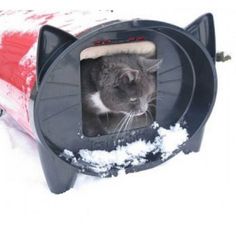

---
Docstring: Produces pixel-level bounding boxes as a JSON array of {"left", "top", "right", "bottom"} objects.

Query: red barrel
[{"left": 0, "top": 10, "right": 114, "bottom": 138}]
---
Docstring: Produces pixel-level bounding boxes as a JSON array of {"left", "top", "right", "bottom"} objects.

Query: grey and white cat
[{"left": 81, "top": 54, "right": 162, "bottom": 137}]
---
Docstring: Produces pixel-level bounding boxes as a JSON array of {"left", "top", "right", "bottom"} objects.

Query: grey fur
[{"left": 81, "top": 54, "right": 161, "bottom": 137}]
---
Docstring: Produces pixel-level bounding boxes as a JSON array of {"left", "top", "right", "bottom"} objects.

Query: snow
[
  {"left": 151, "top": 121, "right": 159, "bottom": 129},
  {"left": 78, "top": 139, "right": 152, "bottom": 173},
  {"left": 63, "top": 149, "right": 74, "bottom": 158},
  {"left": 158, "top": 123, "right": 189, "bottom": 160},
  {"left": 62, "top": 123, "right": 188, "bottom": 175},
  {"left": 0, "top": 10, "right": 116, "bottom": 47},
  {"left": 0, "top": 5, "right": 236, "bottom": 236}
]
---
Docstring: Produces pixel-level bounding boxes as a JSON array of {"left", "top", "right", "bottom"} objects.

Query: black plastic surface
[
  {"left": 185, "top": 13, "right": 216, "bottom": 60},
  {"left": 38, "top": 143, "right": 77, "bottom": 194},
  {"left": 37, "top": 25, "right": 77, "bottom": 85}
]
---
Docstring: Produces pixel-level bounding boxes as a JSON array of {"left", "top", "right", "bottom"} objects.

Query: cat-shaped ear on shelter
[
  {"left": 185, "top": 13, "right": 215, "bottom": 60},
  {"left": 139, "top": 57, "right": 163, "bottom": 73},
  {"left": 37, "top": 25, "right": 77, "bottom": 85}
]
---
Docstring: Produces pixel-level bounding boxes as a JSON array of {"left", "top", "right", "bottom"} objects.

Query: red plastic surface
[{"left": 0, "top": 32, "right": 37, "bottom": 137}]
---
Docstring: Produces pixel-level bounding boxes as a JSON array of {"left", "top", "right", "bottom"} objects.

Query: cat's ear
[
  {"left": 119, "top": 68, "right": 139, "bottom": 84},
  {"left": 139, "top": 57, "right": 163, "bottom": 73}
]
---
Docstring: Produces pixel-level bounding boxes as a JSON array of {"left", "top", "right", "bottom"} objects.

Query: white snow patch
[
  {"left": 118, "top": 169, "right": 126, "bottom": 176},
  {"left": 79, "top": 139, "right": 153, "bottom": 167},
  {"left": 63, "top": 149, "right": 74, "bottom": 158},
  {"left": 157, "top": 123, "right": 189, "bottom": 160},
  {"left": 151, "top": 121, "right": 159, "bottom": 129},
  {"left": 19, "top": 42, "right": 37, "bottom": 68},
  {"left": 63, "top": 123, "right": 189, "bottom": 174}
]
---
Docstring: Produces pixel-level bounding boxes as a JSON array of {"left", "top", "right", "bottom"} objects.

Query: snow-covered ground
[{"left": 0, "top": 3, "right": 236, "bottom": 236}]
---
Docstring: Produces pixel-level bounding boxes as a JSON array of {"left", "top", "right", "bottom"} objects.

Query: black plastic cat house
[
  {"left": 31, "top": 13, "right": 217, "bottom": 193},
  {"left": 1, "top": 13, "right": 217, "bottom": 194}
]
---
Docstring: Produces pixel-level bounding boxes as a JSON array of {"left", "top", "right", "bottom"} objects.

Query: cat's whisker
[
  {"left": 148, "top": 103, "right": 156, "bottom": 108},
  {"left": 121, "top": 113, "right": 129, "bottom": 131},
  {"left": 113, "top": 114, "right": 127, "bottom": 133},
  {"left": 129, "top": 114, "right": 135, "bottom": 130},
  {"left": 148, "top": 97, "right": 157, "bottom": 103},
  {"left": 105, "top": 113, "right": 109, "bottom": 123},
  {"left": 128, "top": 118, "right": 132, "bottom": 130},
  {"left": 116, "top": 114, "right": 130, "bottom": 139},
  {"left": 149, "top": 102, "right": 156, "bottom": 106},
  {"left": 147, "top": 109, "right": 154, "bottom": 123},
  {"left": 122, "top": 114, "right": 131, "bottom": 131},
  {"left": 129, "top": 114, "right": 135, "bottom": 129},
  {"left": 144, "top": 112, "right": 148, "bottom": 126},
  {"left": 127, "top": 114, "right": 134, "bottom": 131},
  {"left": 123, "top": 117, "right": 130, "bottom": 132},
  {"left": 124, "top": 113, "right": 132, "bottom": 132},
  {"left": 114, "top": 122, "right": 126, "bottom": 139}
]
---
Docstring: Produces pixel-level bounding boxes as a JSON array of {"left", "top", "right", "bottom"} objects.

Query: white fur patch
[{"left": 90, "top": 92, "right": 111, "bottom": 114}]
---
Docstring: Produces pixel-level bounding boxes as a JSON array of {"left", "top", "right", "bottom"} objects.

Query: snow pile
[
  {"left": 79, "top": 139, "right": 155, "bottom": 167},
  {"left": 158, "top": 123, "right": 189, "bottom": 160},
  {"left": 62, "top": 122, "right": 189, "bottom": 175}
]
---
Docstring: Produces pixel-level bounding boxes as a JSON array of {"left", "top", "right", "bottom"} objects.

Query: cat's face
[{"left": 98, "top": 56, "right": 162, "bottom": 116}]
